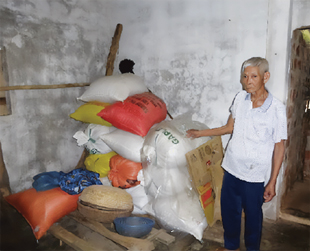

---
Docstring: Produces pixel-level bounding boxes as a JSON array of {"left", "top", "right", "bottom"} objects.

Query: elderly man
[{"left": 187, "top": 57, "right": 287, "bottom": 251}]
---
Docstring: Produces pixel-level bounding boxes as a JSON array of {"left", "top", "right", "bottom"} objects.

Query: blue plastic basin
[{"left": 114, "top": 216, "right": 155, "bottom": 238}]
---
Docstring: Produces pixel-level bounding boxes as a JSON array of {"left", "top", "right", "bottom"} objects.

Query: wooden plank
[
  {"left": 0, "top": 142, "right": 11, "bottom": 198},
  {"left": 0, "top": 82, "right": 90, "bottom": 91},
  {"left": 146, "top": 228, "right": 175, "bottom": 245},
  {"left": 69, "top": 211, "right": 155, "bottom": 251},
  {"left": 74, "top": 146, "right": 89, "bottom": 169},
  {"left": 105, "top": 23, "right": 123, "bottom": 76},
  {"left": 57, "top": 215, "right": 125, "bottom": 251},
  {"left": 0, "top": 47, "right": 11, "bottom": 115},
  {"left": 48, "top": 224, "right": 98, "bottom": 251}
]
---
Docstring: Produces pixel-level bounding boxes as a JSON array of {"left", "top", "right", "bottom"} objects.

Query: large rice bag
[
  {"left": 100, "top": 129, "right": 144, "bottom": 163},
  {"left": 70, "top": 101, "right": 112, "bottom": 126},
  {"left": 97, "top": 92, "right": 167, "bottom": 137},
  {"left": 109, "top": 155, "right": 142, "bottom": 189},
  {"left": 73, "top": 124, "right": 116, "bottom": 154},
  {"left": 77, "top": 73, "right": 149, "bottom": 103},
  {"left": 141, "top": 115, "right": 211, "bottom": 240},
  {"left": 84, "top": 151, "right": 118, "bottom": 177},
  {"left": 5, "top": 188, "right": 79, "bottom": 240}
]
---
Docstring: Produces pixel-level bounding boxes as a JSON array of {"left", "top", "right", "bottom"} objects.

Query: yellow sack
[
  {"left": 84, "top": 151, "right": 118, "bottom": 177},
  {"left": 70, "top": 101, "right": 112, "bottom": 126}
]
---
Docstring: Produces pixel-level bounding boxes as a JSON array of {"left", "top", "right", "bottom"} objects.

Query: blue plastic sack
[
  {"left": 32, "top": 171, "right": 61, "bottom": 192},
  {"left": 59, "top": 168, "right": 102, "bottom": 195}
]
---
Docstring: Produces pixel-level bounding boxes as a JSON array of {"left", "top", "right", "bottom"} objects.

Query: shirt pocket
[{"left": 252, "top": 115, "right": 274, "bottom": 142}]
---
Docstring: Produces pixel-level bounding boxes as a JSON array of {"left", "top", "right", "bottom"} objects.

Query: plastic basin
[{"left": 114, "top": 216, "right": 155, "bottom": 238}]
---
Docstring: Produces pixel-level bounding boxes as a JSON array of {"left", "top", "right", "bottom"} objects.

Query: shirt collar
[{"left": 245, "top": 91, "right": 273, "bottom": 112}]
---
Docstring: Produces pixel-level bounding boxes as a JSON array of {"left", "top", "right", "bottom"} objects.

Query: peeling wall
[
  {"left": 0, "top": 0, "right": 310, "bottom": 220},
  {"left": 0, "top": 1, "right": 114, "bottom": 192}
]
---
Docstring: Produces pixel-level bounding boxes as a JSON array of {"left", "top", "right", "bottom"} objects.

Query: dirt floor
[{"left": 1, "top": 196, "right": 310, "bottom": 251}]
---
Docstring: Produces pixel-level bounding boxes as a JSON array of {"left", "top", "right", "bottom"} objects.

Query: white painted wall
[
  {"left": 264, "top": 0, "right": 293, "bottom": 220},
  {"left": 0, "top": 0, "right": 309, "bottom": 220}
]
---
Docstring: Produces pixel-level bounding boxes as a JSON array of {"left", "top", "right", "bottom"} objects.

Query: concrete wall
[{"left": 0, "top": 0, "right": 310, "bottom": 219}]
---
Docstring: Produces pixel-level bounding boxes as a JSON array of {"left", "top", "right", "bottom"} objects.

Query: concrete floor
[
  {"left": 1, "top": 196, "right": 310, "bottom": 251},
  {"left": 281, "top": 179, "right": 310, "bottom": 219}
]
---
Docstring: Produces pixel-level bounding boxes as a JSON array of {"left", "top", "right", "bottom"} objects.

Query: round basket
[{"left": 77, "top": 200, "right": 133, "bottom": 223}]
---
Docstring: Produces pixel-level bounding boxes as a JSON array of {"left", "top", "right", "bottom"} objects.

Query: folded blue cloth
[{"left": 32, "top": 171, "right": 61, "bottom": 191}]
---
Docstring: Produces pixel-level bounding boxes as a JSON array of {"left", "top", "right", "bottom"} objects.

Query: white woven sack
[
  {"left": 100, "top": 129, "right": 144, "bottom": 163},
  {"left": 77, "top": 73, "right": 148, "bottom": 103},
  {"left": 141, "top": 116, "right": 211, "bottom": 240},
  {"left": 126, "top": 183, "right": 149, "bottom": 215},
  {"left": 73, "top": 124, "right": 116, "bottom": 154}
]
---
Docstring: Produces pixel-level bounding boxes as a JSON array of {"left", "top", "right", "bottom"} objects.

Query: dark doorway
[{"left": 281, "top": 27, "right": 310, "bottom": 224}]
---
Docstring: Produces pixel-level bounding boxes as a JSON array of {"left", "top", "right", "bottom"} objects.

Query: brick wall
[
  {"left": 284, "top": 29, "right": 310, "bottom": 193},
  {"left": 304, "top": 125, "right": 310, "bottom": 177}
]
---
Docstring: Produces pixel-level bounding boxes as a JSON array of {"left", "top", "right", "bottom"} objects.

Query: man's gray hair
[{"left": 240, "top": 57, "right": 269, "bottom": 77}]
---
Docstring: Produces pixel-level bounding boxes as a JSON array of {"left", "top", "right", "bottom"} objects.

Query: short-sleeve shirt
[{"left": 221, "top": 90, "right": 287, "bottom": 184}]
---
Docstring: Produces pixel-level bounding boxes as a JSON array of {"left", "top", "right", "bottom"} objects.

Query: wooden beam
[
  {"left": 0, "top": 47, "right": 11, "bottom": 115},
  {"left": 0, "top": 142, "right": 11, "bottom": 198},
  {"left": 48, "top": 224, "right": 98, "bottom": 251},
  {"left": 69, "top": 211, "right": 155, "bottom": 251},
  {"left": 0, "top": 82, "right": 90, "bottom": 91},
  {"left": 105, "top": 24, "right": 123, "bottom": 76}
]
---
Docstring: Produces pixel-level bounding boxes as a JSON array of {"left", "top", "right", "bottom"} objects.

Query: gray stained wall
[{"left": 0, "top": 0, "right": 310, "bottom": 219}]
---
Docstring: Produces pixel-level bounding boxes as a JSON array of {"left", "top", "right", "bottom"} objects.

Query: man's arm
[
  {"left": 264, "top": 139, "right": 286, "bottom": 202},
  {"left": 186, "top": 114, "right": 234, "bottom": 138}
]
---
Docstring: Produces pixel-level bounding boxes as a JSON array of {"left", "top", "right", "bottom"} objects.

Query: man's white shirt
[{"left": 222, "top": 90, "right": 287, "bottom": 184}]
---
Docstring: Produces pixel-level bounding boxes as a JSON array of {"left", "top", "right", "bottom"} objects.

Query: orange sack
[
  {"left": 97, "top": 92, "right": 167, "bottom": 137},
  {"left": 109, "top": 155, "right": 142, "bottom": 189},
  {"left": 5, "top": 187, "right": 79, "bottom": 240}
]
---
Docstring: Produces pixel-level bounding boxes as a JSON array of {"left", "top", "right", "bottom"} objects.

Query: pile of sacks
[
  {"left": 71, "top": 73, "right": 167, "bottom": 214},
  {"left": 4, "top": 73, "right": 211, "bottom": 241},
  {"left": 71, "top": 73, "right": 212, "bottom": 240}
]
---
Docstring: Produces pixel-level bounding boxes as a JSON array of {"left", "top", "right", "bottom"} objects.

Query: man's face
[{"left": 241, "top": 66, "right": 268, "bottom": 94}]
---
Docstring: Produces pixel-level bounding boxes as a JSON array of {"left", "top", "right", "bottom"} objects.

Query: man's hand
[
  {"left": 263, "top": 182, "right": 276, "bottom": 202},
  {"left": 263, "top": 140, "right": 285, "bottom": 203},
  {"left": 186, "top": 129, "right": 200, "bottom": 139},
  {"left": 186, "top": 114, "right": 234, "bottom": 139}
]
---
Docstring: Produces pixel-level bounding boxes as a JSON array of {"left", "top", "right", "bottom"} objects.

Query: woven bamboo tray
[{"left": 77, "top": 200, "right": 133, "bottom": 223}]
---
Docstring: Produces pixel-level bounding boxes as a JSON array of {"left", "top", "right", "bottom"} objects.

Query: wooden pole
[
  {"left": 75, "top": 24, "right": 123, "bottom": 169},
  {"left": 105, "top": 24, "right": 123, "bottom": 76},
  {"left": 0, "top": 142, "right": 11, "bottom": 198},
  {"left": 49, "top": 224, "right": 98, "bottom": 251},
  {"left": 0, "top": 83, "right": 90, "bottom": 91},
  {"left": 0, "top": 47, "right": 11, "bottom": 115}
]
